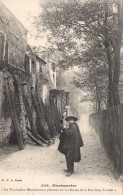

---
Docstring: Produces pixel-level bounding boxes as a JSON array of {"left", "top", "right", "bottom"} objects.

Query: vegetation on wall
[{"left": 1, "top": 86, "right": 11, "bottom": 119}]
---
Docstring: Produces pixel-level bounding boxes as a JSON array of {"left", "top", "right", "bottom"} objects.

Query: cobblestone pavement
[{"left": 0, "top": 114, "right": 122, "bottom": 195}]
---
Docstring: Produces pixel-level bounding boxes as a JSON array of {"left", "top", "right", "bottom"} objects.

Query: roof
[{"left": 35, "top": 54, "right": 47, "bottom": 65}]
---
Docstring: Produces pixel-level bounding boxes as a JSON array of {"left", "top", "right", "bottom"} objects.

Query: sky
[
  {"left": 2, "top": 0, "right": 47, "bottom": 46},
  {"left": 3, "top": 1, "right": 39, "bottom": 30}
]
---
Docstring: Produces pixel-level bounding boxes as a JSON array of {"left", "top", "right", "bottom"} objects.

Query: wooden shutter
[{"left": 0, "top": 32, "right": 5, "bottom": 66}]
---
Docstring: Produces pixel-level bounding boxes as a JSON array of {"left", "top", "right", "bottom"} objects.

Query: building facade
[{"left": 0, "top": 2, "right": 62, "bottom": 148}]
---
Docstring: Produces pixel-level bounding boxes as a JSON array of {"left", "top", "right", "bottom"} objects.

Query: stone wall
[
  {"left": 89, "top": 104, "right": 123, "bottom": 175},
  {"left": 0, "top": 71, "right": 11, "bottom": 146},
  {"left": 0, "top": 2, "right": 27, "bottom": 147}
]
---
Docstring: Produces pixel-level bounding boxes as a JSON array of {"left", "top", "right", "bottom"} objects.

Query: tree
[
  {"left": 33, "top": 0, "right": 123, "bottom": 107},
  {"left": 73, "top": 40, "right": 109, "bottom": 111}
]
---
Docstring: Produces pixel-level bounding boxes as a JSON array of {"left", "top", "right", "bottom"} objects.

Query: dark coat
[{"left": 58, "top": 122, "right": 84, "bottom": 162}]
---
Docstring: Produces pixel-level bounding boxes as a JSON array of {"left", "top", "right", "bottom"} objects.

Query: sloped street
[{"left": 0, "top": 114, "right": 122, "bottom": 195}]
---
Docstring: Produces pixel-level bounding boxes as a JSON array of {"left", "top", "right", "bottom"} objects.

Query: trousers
[{"left": 65, "top": 149, "right": 74, "bottom": 172}]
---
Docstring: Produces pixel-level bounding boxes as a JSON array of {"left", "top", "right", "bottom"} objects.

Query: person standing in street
[{"left": 58, "top": 116, "right": 84, "bottom": 176}]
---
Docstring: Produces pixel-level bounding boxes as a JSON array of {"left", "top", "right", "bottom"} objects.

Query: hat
[{"left": 65, "top": 116, "right": 78, "bottom": 121}]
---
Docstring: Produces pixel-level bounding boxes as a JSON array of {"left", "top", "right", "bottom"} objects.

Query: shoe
[
  {"left": 66, "top": 172, "right": 73, "bottom": 177},
  {"left": 64, "top": 169, "right": 69, "bottom": 172}
]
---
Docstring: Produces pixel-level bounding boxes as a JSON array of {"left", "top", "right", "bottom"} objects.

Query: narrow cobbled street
[{"left": 0, "top": 115, "right": 122, "bottom": 195}]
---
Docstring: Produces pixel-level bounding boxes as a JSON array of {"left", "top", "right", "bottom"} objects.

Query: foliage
[{"left": 33, "top": 0, "right": 123, "bottom": 110}]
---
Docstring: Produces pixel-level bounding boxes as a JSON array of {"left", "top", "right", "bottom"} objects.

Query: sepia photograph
[{"left": 0, "top": 0, "right": 123, "bottom": 194}]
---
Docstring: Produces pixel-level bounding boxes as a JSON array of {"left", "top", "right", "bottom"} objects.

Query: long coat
[{"left": 58, "top": 122, "right": 84, "bottom": 162}]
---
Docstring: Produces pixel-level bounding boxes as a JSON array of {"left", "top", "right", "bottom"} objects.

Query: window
[
  {"left": 52, "top": 63, "right": 56, "bottom": 72},
  {"left": 31, "top": 60, "right": 36, "bottom": 73},
  {"left": 24, "top": 54, "right": 30, "bottom": 72},
  {"left": 0, "top": 32, "right": 5, "bottom": 65}
]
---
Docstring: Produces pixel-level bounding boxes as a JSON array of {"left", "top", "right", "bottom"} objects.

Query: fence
[{"left": 89, "top": 104, "right": 123, "bottom": 175}]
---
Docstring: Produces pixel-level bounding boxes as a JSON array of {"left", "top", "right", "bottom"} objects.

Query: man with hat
[{"left": 58, "top": 116, "right": 84, "bottom": 176}]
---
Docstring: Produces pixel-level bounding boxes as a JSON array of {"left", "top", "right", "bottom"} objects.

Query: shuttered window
[{"left": 0, "top": 32, "right": 5, "bottom": 66}]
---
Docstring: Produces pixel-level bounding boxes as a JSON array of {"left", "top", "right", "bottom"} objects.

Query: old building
[
  {"left": 0, "top": 2, "right": 67, "bottom": 149},
  {"left": 0, "top": 2, "right": 28, "bottom": 147}
]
